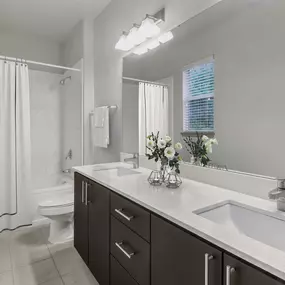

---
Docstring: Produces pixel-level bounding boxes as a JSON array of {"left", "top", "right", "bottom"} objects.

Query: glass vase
[
  {"left": 165, "top": 171, "right": 182, "bottom": 189},
  {"left": 159, "top": 160, "right": 169, "bottom": 182}
]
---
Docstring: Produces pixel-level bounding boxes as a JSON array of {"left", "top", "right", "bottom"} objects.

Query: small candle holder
[
  {"left": 165, "top": 172, "right": 182, "bottom": 189},
  {"left": 148, "top": 170, "right": 163, "bottom": 186}
]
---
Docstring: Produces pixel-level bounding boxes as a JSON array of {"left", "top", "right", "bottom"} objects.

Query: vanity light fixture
[
  {"left": 115, "top": 9, "right": 165, "bottom": 52},
  {"left": 158, "top": 31, "right": 174, "bottom": 44},
  {"left": 145, "top": 39, "right": 160, "bottom": 50},
  {"left": 115, "top": 32, "right": 134, "bottom": 51},
  {"left": 133, "top": 46, "right": 148, "bottom": 55},
  {"left": 128, "top": 25, "right": 146, "bottom": 46},
  {"left": 138, "top": 15, "right": 161, "bottom": 38}
]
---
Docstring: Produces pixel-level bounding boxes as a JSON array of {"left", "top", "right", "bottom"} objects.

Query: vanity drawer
[
  {"left": 111, "top": 192, "right": 150, "bottom": 242},
  {"left": 111, "top": 216, "right": 150, "bottom": 285},
  {"left": 110, "top": 256, "right": 139, "bottom": 285}
]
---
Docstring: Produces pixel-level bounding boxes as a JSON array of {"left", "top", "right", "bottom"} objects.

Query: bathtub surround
[
  {"left": 61, "top": 60, "right": 83, "bottom": 172},
  {"left": 30, "top": 70, "right": 63, "bottom": 190},
  {"left": 0, "top": 60, "right": 32, "bottom": 232}
]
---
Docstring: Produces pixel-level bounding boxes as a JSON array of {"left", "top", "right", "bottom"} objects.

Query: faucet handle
[
  {"left": 133, "top": 153, "right": 139, "bottom": 158},
  {"left": 277, "top": 178, "right": 285, "bottom": 189}
]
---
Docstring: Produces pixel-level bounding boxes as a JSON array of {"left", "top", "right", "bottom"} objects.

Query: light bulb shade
[
  {"left": 146, "top": 39, "right": 160, "bottom": 50},
  {"left": 133, "top": 46, "right": 148, "bottom": 55},
  {"left": 115, "top": 33, "right": 134, "bottom": 51},
  {"left": 127, "top": 26, "right": 146, "bottom": 46},
  {"left": 158, "top": 31, "right": 174, "bottom": 43},
  {"left": 138, "top": 17, "right": 161, "bottom": 38}
]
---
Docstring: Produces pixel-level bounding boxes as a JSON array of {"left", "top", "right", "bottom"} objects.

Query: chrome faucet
[
  {"left": 124, "top": 153, "right": 139, "bottom": 169},
  {"left": 269, "top": 179, "right": 285, "bottom": 211},
  {"left": 268, "top": 179, "right": 285, "bottom": 200}
]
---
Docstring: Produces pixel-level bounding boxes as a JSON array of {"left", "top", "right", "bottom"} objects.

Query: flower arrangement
[
  {"left": 146, "top": 132, "right": 183, "bottom": 174},
  {"left": 183, "top": 132, "right": 218, "bottom": 167}
]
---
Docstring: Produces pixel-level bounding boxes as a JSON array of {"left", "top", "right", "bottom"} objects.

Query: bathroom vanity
[{"left": 73, "top": 164, "right": 285, "bottom": 285}]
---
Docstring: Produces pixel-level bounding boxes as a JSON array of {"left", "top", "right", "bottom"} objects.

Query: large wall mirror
[{"left": 122, "top": 0, "right": 285, "bottom": 178}]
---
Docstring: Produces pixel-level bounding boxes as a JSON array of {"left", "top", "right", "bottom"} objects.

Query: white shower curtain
[
  {"left": 139, "top": 82, "right": 169, "bottom": 155},
  {"left": 0, "top": 60, "right": 32, "bottom": 232}
]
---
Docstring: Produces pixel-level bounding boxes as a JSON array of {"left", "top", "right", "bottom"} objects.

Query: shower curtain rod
[
  {"left": 123, "top": 76, "right": 169, "bottom": 87},
  {"left": 0, "top": 54, "right": 81, "bottom": 72}
]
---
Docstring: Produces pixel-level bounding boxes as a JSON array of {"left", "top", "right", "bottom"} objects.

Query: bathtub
[{"left": 32, "top": 181, "right": 74, "bottom": 225}]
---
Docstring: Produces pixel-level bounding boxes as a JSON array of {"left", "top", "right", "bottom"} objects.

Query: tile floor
[{"left": 0, "top": 225, "right": 99, "bottom": 285}]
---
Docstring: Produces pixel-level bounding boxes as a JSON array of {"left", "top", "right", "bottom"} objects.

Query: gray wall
[
  {"left": 92, "top": 0, "right": 223, "bottom": 164},
  {"left": 0, "top": 29, "right": 62, "bottom": 69},
  {"left": 122, "top": 82, "right": 139, "bottom": 153}
]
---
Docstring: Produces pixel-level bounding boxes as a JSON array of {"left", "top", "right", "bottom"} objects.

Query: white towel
[{"left": 93, "top": 107, "right": 110, "bottom": 148}]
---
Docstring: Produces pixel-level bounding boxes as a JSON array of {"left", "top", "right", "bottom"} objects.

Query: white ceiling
[{"left": 0, "top": 0, "right": 111, "bottom": 42}]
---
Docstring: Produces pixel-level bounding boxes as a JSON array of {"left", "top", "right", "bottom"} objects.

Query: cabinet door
[
  {"left": 151, "top": 215, "right": 222, "bottom": 285},
  {"left": 224, "top": 254, "right": 284, "bottom": 285},
  {"left": 88, "top": 181, "right": 110, "bottom": 285},
  {"left": 74, "top": 173, "right": 89, "bottom": 265}
]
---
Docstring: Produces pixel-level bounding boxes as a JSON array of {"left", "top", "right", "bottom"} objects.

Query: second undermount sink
[
  {"left": 195, "top": 201, "right": 285, "bottom": 252},
  {"left": 93, "top": 165, "right": 140, "bottom": 177}
]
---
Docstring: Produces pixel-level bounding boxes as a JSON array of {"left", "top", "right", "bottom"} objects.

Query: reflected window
[{"left": 183, "top": 57, "right": 215, "bottom": 132}]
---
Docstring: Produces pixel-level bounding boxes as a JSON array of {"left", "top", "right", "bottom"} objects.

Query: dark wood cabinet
[
  {"left": 74, "top": 174, "right": 110, "bottom": 285},
  {"left": 88, "top": 181, "right": 110, "bottom": 285},
  {"left": 224, "top": 254, "right": 284, "bottom": 285},
  {"left": 111, "top": 216, "right": 150, "bottom": 285},
  {"left": 111, "top": 192, "right": 150, "bottom": 242},
  {"left": 110, "top": 256, "right": 139, "bottom": 285},
  {"left": 74, "top": 173, "right": 89, "bottom": 264},
  {"left": 75, "top": 172, "right": 285, "bottom": 285},
  {"left": 151, "top": 214, "right": 222, "bottom": 285}
]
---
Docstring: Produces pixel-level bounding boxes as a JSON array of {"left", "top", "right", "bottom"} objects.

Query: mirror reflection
[{"left": 122, "top": 0, "right": 285, "bottom": 178}]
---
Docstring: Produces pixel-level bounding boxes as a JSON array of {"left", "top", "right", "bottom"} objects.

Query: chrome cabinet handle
[
  {"left": 226, "top": 265, "right": 236, "bottom": 285},
  {"left": 115, "top": 242, "right": 135, "bottom": 259},
  {"left": 85, "top": 182, "right": 88, "bottom": 206},
  {"left": 114, "top": 208, "right": 134, "bottom": 221},
  {"left": 205, "top": 253, "right": 214, "bottom": 285},
  {"left": 81, "top": 181, "right": 85, "bottom": 204}
]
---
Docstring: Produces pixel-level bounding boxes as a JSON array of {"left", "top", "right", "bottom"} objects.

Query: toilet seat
[{"left": 38, "top": 191, "right": 74, "bottom": 216}]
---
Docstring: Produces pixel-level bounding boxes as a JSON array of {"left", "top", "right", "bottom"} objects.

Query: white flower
[
  {"left": 205, "top": 141, "right": 213, "bottom": 154},
  {"left": 157, "top": 139, "right": 166, "bottom": 149},
  {"left": 147, "top": 139, "right": 155, "bottom": 149},
  {"left": 165, "top": 136, "right": 172, "bottom": 143},
  {"left": 202, "top": 135, "right": 209, "bottom": 142},
  {"left": 210, "top": 138, "right": 218, "bottom": 145},
  {"left": 164, "top": 147, "right": 175, "bottom": 159},
  {"left": 175, "top": 142, "right": 182, "bottom": 150}
]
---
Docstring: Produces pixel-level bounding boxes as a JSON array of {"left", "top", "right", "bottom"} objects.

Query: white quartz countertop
[{"left": 73, "top": 163, "right": 285, "bottom": 280}]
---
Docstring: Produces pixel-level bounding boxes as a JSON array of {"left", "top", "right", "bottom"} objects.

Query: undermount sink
[
  {"left": 195, "top": 201, "right": 285, "bottom": 252},
  {"left": 93, "top": 166, "right": 140, "bottom": 177}
]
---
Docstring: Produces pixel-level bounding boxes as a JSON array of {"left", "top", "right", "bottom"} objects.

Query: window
[{"left": 183, "top": 57, "right": 215, "bottom": 132}]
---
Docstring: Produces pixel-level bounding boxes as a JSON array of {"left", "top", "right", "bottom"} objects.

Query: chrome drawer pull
[
  {"left": 85, "top": 182, "right": 88, "bottom": 206},
  {"left": 205, "top": 253, "right": 214, "bottom": 285},
  {"left": 81, "top": 181, "right": 85, "bottom": 204},
  {"left": 226, "top": 265, "right": 236, "bottom": 285},
  {"left": 115, "top": 208, "right": 134, "bottom": 221},
  {"left": 115, "top": 242, "right": 135, "bottom": 259}
]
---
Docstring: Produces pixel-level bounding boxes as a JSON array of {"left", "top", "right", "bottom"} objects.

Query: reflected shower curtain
[
  {"left": 0, "top": 60, "right": 32, "bottom": 232},
  {"left": 139, "top": 82, "right": 169, "bottom": 155}
]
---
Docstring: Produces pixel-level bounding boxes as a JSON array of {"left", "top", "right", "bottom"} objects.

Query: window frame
[{"left": 181, "top": 55, "right": 215, "bottom": 136}]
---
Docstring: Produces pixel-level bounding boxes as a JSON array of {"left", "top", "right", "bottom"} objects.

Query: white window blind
[{"left": 183, "top": 58, "right": 215, "bottom": 132}]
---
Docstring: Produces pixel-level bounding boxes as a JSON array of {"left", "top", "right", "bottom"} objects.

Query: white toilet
[{"left": 38, "top": 187, "right": 74, "bottom": 244}]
